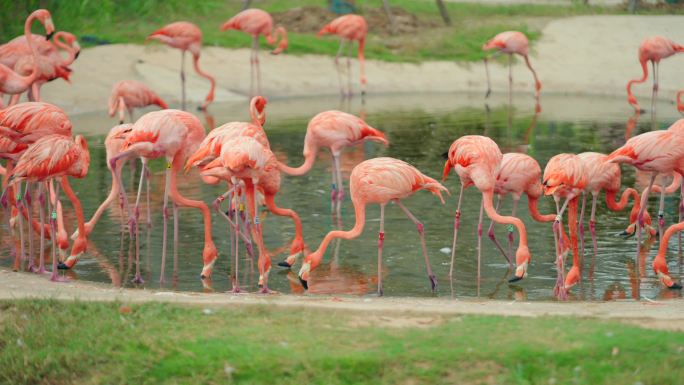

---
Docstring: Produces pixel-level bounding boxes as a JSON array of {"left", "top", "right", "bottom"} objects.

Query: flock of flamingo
[{"left": 1, "top": 7, "right": 683, "bottom": 299}]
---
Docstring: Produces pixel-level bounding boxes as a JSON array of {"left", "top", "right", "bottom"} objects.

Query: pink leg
[
  {"left": 487, "top": 195, "right": 513, "bottom": 267},
  {"left": 658, "top": 185, "right": 666, "bottom": 239},
  {"left": 24, "top": 183, "right": 35, "bottom": 271},
  {"left": 635, "top": 173, "right": 657, "bottom": 298},
  {"left": 180, "top": 50, "right": 186, "bottom": 111},
  {"left": 377, "top": 203, "right": 385, "bottom": 296},
  {"left": 131, "top": 159, "right": 147, "bottom": 285},
  {"left": 172, "top": 203, "right": 179, "bottom": 281},
  {"left": 34, "top": 183, "right": 47, "bottom": 274},
  {"left": 334, "top": 40, "right": 346, "bottom": 97},
  {"left": 15, "top": 182, "right": 26, "bottom": 270},
  {"left": 579, "top": 192, "right": 586, "bottom": 259},
  {"left": 553, "top": 196, "right": 572, "bottom": 300},
  {"left": 232, "top": 185, "right": 241, "bottom": 292},
  {"left": 330, "top": 154, "right": 339, "bottom": 214},
  {"left": 589, "top": 193, "right": 598, "bottom": 259},
  {"left": 333, "top": 152, "right": 344, "bottom": 218},
  {"left": 476, "top": 198, "right": 484, "bottom": 294},
  {"left": 159, "top": 163, "right": 171, "bottom": 284},
  {"left": 396, "top": 200, "right": 437, "bottom": 292},
  {"left": 449, "top": 184, "right": 464, "bottom": 278},
  {"left": 49, "top": 182, "right": 66, "bottom": 282}
]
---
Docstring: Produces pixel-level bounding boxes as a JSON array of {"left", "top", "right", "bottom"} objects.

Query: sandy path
[
  {"left": 36, "top": 15, "right": 684, "bottom": 115},
  {"left": 2, "top": 268, "right": 682, "bottom": 331}
]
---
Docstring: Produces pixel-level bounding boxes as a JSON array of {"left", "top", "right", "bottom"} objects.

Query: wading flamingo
[
  {"left": 109, "top": 109, "right": 217, "bottom": 283},
  {"left": 298, "top": 157, "right": 448, "bottom": 295},
  {"left": 108, "top": 80, "right": 168, "bottom": 124},
  {"left": 317, "top": 14, "right": 367, "bottom": 97},
  {"left": 220, "top": 9, "right": 288, "bottom": 96},
  {"left": 542, "top": 154, "right": 588, "bottom": 297},
  {"left": 442, "top": 135, "right": 531, "bottom": 282},
  {"left": 483, "top": 31, "right": 541, "bottom": 105},
  {"left": 626, "top": 36, "right": 684, "bottom": 112},
  {"left": 488, "top": 153, "right": 556, "bottom": 266},
  {"left": 147, "top": 22, "right": 216, "bottom": 111},
  {"left": 651, "top": 220, "right": 684, "bottom": 289},
  {"left": 8, "top": 134, "right": 89, "bottom": 281},
  {"left": 277, "top": 110, "right": 388, "bottom": 216},
  {"left": 0, "top": 10, "right": 55, "bottom": 105},
  {"left": 606, "top": 125, "right": 684, "bottom": 289}
]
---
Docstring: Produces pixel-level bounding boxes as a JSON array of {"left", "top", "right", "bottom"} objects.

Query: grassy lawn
[
  {"left": 1, "top": 299, "right": 683, "bottom": 384},
  {"left": 3, "top": 1, "right": 684, "bottom": 63}
]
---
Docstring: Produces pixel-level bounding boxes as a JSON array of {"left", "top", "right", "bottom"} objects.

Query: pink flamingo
[
  {"left": 108, "top": 80, "right": 168, "bottom": 124},
  {"left": 0, "top": 9, "right": 55, "bottom": 105},
  {"left": 606, "top": 125, "right": 684, "bottom": 289},
  {"left": 488, "top": 153, "right": 556, "bottom": 266},
  {"left": 626, "top": 36, "right": 684, "bottom": 112},
  {"left": 317, "top": 14, "right": 368, "bottom": 97},
  {"left": 0, "top": 30, "right": 77, "bottom": 70},
  {"left": 277, "top": 110, "right": 388, "bottom": 216},
  {"left": 109, "top": 109, "right": 217, "bottom": 283},
  {"left": 8, "top": 134, "right": 89, "bottom": 281},
  {"left": 652, "top": 220, "right": 684, "bottom": 290},
  {"left": 543, "top": 154, "right": 588, "bottom": 296},
  {"left": 72, "top": 124, "right": 133, "bottom": 240},
  {"left": 298, "top": 157, "right": 448, "bottom": 295},
  {"left": 483, "top": 31, "right": 541, "bottom": 103},
  {"left": 147, "top": 22, "right": 216, "bottom": 111},
  {"left": 220, "top": 9, "right": 288, "bottom": 96},
  {"left": 442, "top": 135, "right": 531, "bottom": 282}
]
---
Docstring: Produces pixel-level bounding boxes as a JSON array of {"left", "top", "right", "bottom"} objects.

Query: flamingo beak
[{"left": 298, "top": 262, "right": 311, "bottom": 290}]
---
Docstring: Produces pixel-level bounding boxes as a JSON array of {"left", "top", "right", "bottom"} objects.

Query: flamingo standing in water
[
  {"left": 147, "top": 22, "right": 216, "bottom": 111},
  {"left": 277, "top": 110, "right": 388, "bottom": 217},
  {"left": 607, "top": 120, "right": 684, "bottom": 289},
  {"left": 488, "top": 153, "right": 557, "bottom": 266},
  {"left": 298, "top": 157, "right": 447, "bottom": 295},
  {"left": 626, "top": 36, "right": 684, "bottom": 112},
  {"left": 442, "top": 135, "right": 532, "bottom": 282},
  {"left": 317, "top": 14, "right": 367, "bottom": 97},
  {"left": 8, "top": 134, "right": 90, "bottom": 281},
  {"left": 108, "top": 80, "right": 168, "bottom": 124},
  {"left": 483, "top": 31, "right": 541, "bottom": 107},
  {"left": 0, "top": 9, "right": 55, "bottom": 106},
  {"left": 542, "top": 154, "right": 588, "bottom": 297},
  {"left": 109, "top": 109, "right": 217, "bottom": 283},
  {"left": 220, "top": 9, "right": 288, "bottom": 96}
]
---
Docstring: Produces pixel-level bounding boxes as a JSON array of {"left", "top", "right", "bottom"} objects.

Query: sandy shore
[
  {"left": 2, "top": 268, "right": 682, "bottom": 331},
  {"left": 37, "top": 15, "right": 684, "bottom": 115}
]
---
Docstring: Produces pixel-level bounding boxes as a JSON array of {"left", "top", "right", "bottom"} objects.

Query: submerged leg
[
  {"left": 35, "top": 183, "right": 47, "bottom": 274},
  {"left": 347, "top": 41, "right": 353, "bottom": 97},
  {"left": 377, "top": 203, "right": 385, "bottom": 296},
  {"left": 589, "top": 193, "right": 598, "bottom": 259},
  {"left": 334, "top": 152, "right": 344, "bottom": 218},
  {"left": 658, "top": 184, "right": 666, "bottom": 239},
  {"left": 330, "top": 153, "right": 339, "bottom": 215},
  {"left": 396, "top": 200, "right": 437, "bottom": 292},
  {"left": 476, "top": 198, "right": 484, "bottom": 293},
  {"left": 449, "top": 184, "right": 465, "bottom": 278},
  {"left": 173, "top": 203, "right": 179, "bottom": 281},
  {"left": 335, "top": 40, "right": 346, "bottom": 97},
  {"left": 159, "top": 162, "right": 171, "bottom": 284},
  {"left": 49, "top": 182, "right": 66, "bottom": 282}
]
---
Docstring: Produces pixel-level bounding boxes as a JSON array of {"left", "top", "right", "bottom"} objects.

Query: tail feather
[
  {"left": 421, "top": 180, "right": 449, "bottom": 204},
  {"left": 606, "top": 145, "right": 636, "bottom": 163},
  {"left": 360, "top": 125, "right": 388, "bottom": 146},
  {"left": 185, "top": 146, "right": 211, "bottom": 171},
  {"left": 442, "top": 159, "right": 452, "bottom": 182},
  {"left": 155, "top": 96, "right": 168, "bottom": 109}
]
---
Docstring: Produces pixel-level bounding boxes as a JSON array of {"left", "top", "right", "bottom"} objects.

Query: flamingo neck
[
  {"left": 192, "top": 54, "right": 215, "bottom": 109},
  {"left": 54, "top": 35, "right": 77, "bottom": 65},
  {"left": 308, "top": 199, "right": 366, "bottom": 270},
  {"left": 277, "top": 144, "right": 317, "bottom": 176},
  {"left": 250, "top": 99, "right": 266, "bottom": 126},
  {"left": 482, "top": 189, "right": 527, "bottom": 245},
  {"left": 263, "top": 193, "right": 302, "bottom": 239},
  {"left": 527, "top": 196, "right": 555, "bottom": 222},
  {"left": 605, "top": 188, "right": 632, "bottom": 212},
  {"left": 60, "top": 176, "right": 86, "bottom": 236},
  {"left": 22, "top": 13, "right": 40, "bottom": 83},
  {"left": 626, "top": 59, "right": 648, "bottom": 108}
]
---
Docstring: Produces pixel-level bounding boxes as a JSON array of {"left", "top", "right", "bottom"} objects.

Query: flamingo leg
[
  {"left": 449, "top": 184, "right": 465, "bottom": 278},
  {"left": 232, "top": 182, "right": 241, "bottom": 293},
  {"left": 172, "top": 202, "right": 179, "bottom": 281},
  {"left": 131, "top": 158, "right": 147, "bottom": 285},
  {"left": 508, "top": 53, "right": 513, "bottom": 105},
  {"left": 507, "top": 197, "right": 519, "bottom": 261},
  {"left": 651, "top": 61, "right": 658, "bottom": 116},
  {"left": 15, "top": 182, "right": 26, "bottom": 269},
  {"left": 589, "top": 192, "right": 598, "bottom": 259},
  {"left": 335, "top": 40, "right": 347, "bottom": 97},
  {"left": 35, "top": 183, "right": 47, "bottom": 274},
  {"left": 396, "top": 200, "right": 437, "bottom": 292},
  {"left": 487, "top": 195, "right": 513, "bottom": 267},
  {"left": 635, "top": 173, "right": 657, "bottom": 297},
  {"left": 334, "top": 152, "right": 344, "bottom": 218},
  {"left": 347, "top": 40, "right": 353, "bottom": 97},
  {"left": 49, "top": 182, "right": 65, "bottom": 282},
  {"left": 145, "top": 162, "right": 151, "bottom": 227},
  {"left": 578, "top": 192, "right": 586, "bottom": 260},
  {"left": 180, "top": 50, "right": 186, "bottom": 111},
  {"left": 476, "top": 197, "right": 484, "bottom": 294},
  {"left": 330, "top": 153, "right": 339, "bottom": 215},
  {"left": 255, "top": 38, "right": 262, "bottom": 96},
  {"left": 679, "top": 182, "right": 683, "bottom": 255},
  {"left": 658, "top": 184, "right": 666, "bottom": 239},
  {"left": 377, "top": 203, "right": 385, "bottom": 296},
  {"left": 24, "top": 182, "right": 34, "bottom": 271},
  {"left": 483, "top": 51, "right": 500, "bottom": 98},
  {"left": 553, "top": 195, "right": 573, "bottom": 300},
  {"left": 159, "top": 161, "right": 171, "bottom": 284}
]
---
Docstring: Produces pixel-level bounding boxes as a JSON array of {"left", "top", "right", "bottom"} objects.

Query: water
[{"left": 3, "top": 92, "right": 684, "bottom": 301}]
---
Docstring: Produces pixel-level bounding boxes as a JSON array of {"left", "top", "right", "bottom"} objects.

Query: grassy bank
[
  {"left": 1, "top": 299, "right": 683, "bottom": 384},
  {"left": 3, "top": 1, "right": 684, "bottom": 63}
]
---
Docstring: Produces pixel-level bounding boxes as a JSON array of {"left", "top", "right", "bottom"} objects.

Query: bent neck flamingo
[
  {"left": 317, "top": 14, "right": 367, "bottom": 97},
  {"left": 298, "top": 157, "right": 448, "bottom": 295},
  {"left": 108, "top": 80, "right": 168, "bottom": 124}
]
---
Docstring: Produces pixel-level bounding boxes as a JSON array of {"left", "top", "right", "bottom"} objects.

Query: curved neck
[
  {"left": 527, "top": 196, "right": 555, "bottom": 222},
  {"left": 192, "top": 53, "right": 215, "bottom": 109},
  {"left": 54, "top": 34, "right": 77, "bottom": 64},
  {"left": 22, "top": 12, "right": 40, "bottom": 83},
  {"left": 605, "top": 188, "right": 632, "bottom": 212},
  {"left": 308, "top": 199, "right": 366, "bottom": 269},
  {"left": 627, "top": 59, "right": 648, "bottom": 107},
  {"left": 263, "top": 193, "right": 303, "bottom": 242},
  {"left": 60, "top": 176, "right": 86, "bottom": 237},
  {"left": 86, "top": 166, "right": 122, "bottom": 232},
  {"left": 482, "top": 190, "right": 527, "bottom": 245},
  {"left": 523, "top": 54, "right": 540, "bottom": 99},
  {"left": 250, "top": 99, "right": 265, "bottom": 126},
  {"left": 277, "top": 144, "right": 317, "bottom": 176}
]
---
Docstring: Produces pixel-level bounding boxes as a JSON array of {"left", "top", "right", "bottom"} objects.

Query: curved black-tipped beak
[
  {"left": 46, "top": 31, "right": 54, "bottom": 41},
  {"left": 441, "top": 151, "right": 449, "bottom": 160},
  {"left": 75, "top": 50, "right": 81, "bottom": 59},
  {"left": 277, "top": 260, "right": 292, "bottom": 269},
  {"left": 616, "top": 230, "right": 634, "bottom": 239},
  {"left": 299, "top": 277, "right": 308, "bottom": 290},
  {"left": 57, "top": 262, "right": 70, "bottom": 270},
  {"left": 669, "top": 282, "right": 683, "bottom": 290},
  {"left": 508, "top": 275, "right": 523, "bottom": 283}
]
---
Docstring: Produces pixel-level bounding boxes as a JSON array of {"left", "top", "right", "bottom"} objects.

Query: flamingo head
[
  {"left": 654, "top": 258, "right": 682, "bottom": 289},
  {"left": 482, "top": 39, "right": 505, "bottom": 51},
  {"left": 564, "top": 266, "right": 580, "bottom": 290},
  {"left": 74, "top": 135, "right": 90, "bottom": 178},
  {"left": 32, "top": 10, "right": 55, "bottom": 39},
  {"left": 200, "top": 242, "right": 218, "bottom": 279}
]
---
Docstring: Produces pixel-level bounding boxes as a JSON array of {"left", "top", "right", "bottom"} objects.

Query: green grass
[
  {"left": 1, "top": 299, "right": 683, "bottom": 384},
  {"left": 2, "top": 0, "right": 684, "bottom": 63}
]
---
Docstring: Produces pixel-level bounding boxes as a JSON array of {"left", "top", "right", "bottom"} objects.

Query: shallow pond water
[{"left": 2, "top": 92, "right": 684, "bottom": 301}]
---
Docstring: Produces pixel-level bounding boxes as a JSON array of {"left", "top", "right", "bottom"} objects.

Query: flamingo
[
  {"left": 0, "top": 9, "right": 55, "bottom": 105},
  {"left": 542, "top": 154, "right": 588, "bottom": 296},
  {"left": 72, "top": 124, "right": 132, "bottom": 240},
  {"left": 147, "top": 22, "right": 216, "bottom": 111},
  {"left": 297, "top": 157, "right": 448, "bottom": 295},
  {"left": 108, "top": 80, "right": 168, "bottom": 124},
  {"left": 276, "top": 110, "right": 388, "bottom": 217},
  {"left": 0, "top": 30, "right": 77, "bottom": 70},
  {"left": 488, "top": 153, "right": 557, "bottom": 266},
  {"left": 220, "top": 8, "right": 288, "bottom": 97},
  {"left": 7, "top": 134, "right": 90, "bottom": 281},
  {"left": 626, "top": 36, "right": 684, "bottom": 112},
  {"left": 607, "top": 120, "right": 684, "bottom": 289},
  {"left": 317, "top": 14, "right": 367, "bottom": 97},
  {"left": 483, "top": 31, "right": 541, "bottom": 106},
  {"left": 8, "top": 31, "right": 80, "bottom": 105},
  {"left": 652, "top": 221, "right": 684, "bottom": 290},
  {"left": 109, "top": 109, "right": 217, "bottom": 283},
  {"left": 442, "top": 135, "right": 531, "bottom": 282}
]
